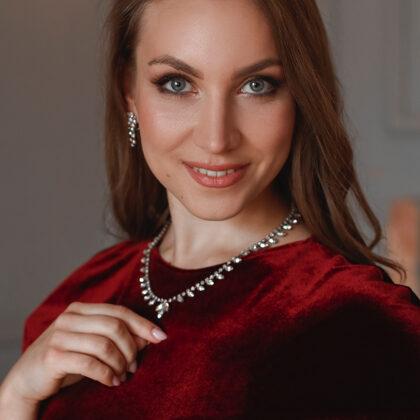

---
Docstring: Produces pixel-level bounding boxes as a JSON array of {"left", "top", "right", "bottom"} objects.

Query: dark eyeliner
[
  {"left": 151, "top": 72, "right": 284, "bottom": 97},
  {"left": 151, "top": 72, "right": 193, "bottom": 97},
  {"left": 251, "top": 75, "right": 284, "bottom": 96}
]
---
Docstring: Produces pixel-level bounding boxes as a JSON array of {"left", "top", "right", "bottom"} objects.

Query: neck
[{"left": 157, "top": 186, "right": 294, "bottom": 269}]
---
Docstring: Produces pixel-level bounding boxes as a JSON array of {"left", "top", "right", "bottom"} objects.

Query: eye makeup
[{"left": 150, "top": 71, "right": 285, "bottom": 98}]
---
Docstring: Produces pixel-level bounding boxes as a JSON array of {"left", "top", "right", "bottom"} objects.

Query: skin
[{"left": 125, "top": 0, "right": 312, "bottom": 269}]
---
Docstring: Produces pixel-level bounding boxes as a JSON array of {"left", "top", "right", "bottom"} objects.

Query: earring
[{"left": 127, "top": 112, "right": 138, "bottom": 147}]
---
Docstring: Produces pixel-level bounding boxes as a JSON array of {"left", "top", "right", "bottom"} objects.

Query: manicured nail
[
  {"left": 128, "top": 360, "right": 137, "bottom": 373},
  {"left": 152, "top": 328, "right": 167, "bottom": 340},
  {"left": 119, "top": 372, "right": 126, "bottom": 382},
  {"left": 112, "top": 376, "right": 121, "bottom": 386}
]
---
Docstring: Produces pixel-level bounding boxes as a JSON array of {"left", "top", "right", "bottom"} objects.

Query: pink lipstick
[{"left": 183, "top": 161, "right": 249, "bottom": 188}]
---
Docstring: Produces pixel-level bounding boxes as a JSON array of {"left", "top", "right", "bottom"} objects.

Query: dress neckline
[{"left": 152, "top": 234, "right": 315, "bottom": 273}]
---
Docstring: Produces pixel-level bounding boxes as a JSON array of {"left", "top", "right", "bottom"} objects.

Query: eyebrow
[{"left": 147, "top": 55, "right": 282, "bottom": 79}]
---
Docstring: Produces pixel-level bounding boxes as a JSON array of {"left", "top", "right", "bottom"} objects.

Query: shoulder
[
  {"left": 38, "top": 238, "right": 147, "bottom": 303},
  {"left": 21, "top": 238, "right": 149, "bottom": 353},
  {"left": 260, "top": 235, "right": 420, "bottom": 329},
  {"left": 306, "top": 239, "right": 420, "bottom": 313},
  {"left": 272, "top": 235, "right": 418, "bottom": 299},
  {"left": 262, "top": 238, "right": 420, "bottom": 408},
  {"left": 306, "top": 250, "right": 420, "bottom": 409}
]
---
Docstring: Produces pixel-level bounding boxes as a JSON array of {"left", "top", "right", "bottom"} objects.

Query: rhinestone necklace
[{"left": 138, "top": 203, "right": 302, "bottom": 319}]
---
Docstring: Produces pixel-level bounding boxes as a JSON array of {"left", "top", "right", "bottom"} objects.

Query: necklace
[{"left": 138, "top": 203, "right": 302, "bottom": 319}]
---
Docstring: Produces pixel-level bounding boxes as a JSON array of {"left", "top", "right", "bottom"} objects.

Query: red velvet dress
[{"left": 22, "top": 235, "right": 420, "bottom": 419}]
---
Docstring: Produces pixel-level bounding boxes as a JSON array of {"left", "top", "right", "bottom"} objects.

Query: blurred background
[{"left": 0, "top": 0, "right": 419, "bottom": 381}]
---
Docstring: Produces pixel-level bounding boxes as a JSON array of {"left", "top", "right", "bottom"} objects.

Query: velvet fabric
[{"left": 22, "top": 235, "right": 420, "bottom": 419}]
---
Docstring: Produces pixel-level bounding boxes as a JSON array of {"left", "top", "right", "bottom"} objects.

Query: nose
[{"left": 193, "top": 93, "right": 241, "bottom": 154}]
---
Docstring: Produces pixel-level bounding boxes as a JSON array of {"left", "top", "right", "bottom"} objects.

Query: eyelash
[{"left": 151, "top": 72, "right": 284, "bottom": 98}]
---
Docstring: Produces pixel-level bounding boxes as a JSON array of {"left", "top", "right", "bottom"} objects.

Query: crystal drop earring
[{"left": 127, "top": 111, "right": 138, "bottom": 147}]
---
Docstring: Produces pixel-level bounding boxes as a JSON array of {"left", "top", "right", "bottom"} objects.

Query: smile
[
  {"left": 192, "top": 167, "right": 237, "bottom": 177},
  {"left": 183, "top": 162, "right": 249, "bottom": 188}
]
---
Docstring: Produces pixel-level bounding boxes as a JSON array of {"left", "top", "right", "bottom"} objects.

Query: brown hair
[{"left": 102, "top": 0, "right": 406, "bottom": 282}]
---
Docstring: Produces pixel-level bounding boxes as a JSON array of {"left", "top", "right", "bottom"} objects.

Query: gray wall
[
  {"left": 1, "top": 0, "right": 419, "bottom": 381},
  {"left": 0, "top": 0, "right": 116, "bottom": 380}
]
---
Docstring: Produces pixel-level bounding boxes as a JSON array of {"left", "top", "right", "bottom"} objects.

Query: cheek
[
  {"left": 136, "top": 104, "right": 174, "bottom": 152},
  {"left": 134, "top": 92, "right": 185, "bottom": 187},
  {"left": 135, "top": 85, "right": 193, "bottom": 153},
  {"left": 246, "top": 97, "right": 296, "bottom": 159}
]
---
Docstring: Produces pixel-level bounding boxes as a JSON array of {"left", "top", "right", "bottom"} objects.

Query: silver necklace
[{"left": 138, "top": 203, "right": 302, "bottom": 319}]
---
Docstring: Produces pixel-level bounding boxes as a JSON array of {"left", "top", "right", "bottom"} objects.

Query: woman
[{"left": 1, "top": 0, "right": 419, "bottom": 418}]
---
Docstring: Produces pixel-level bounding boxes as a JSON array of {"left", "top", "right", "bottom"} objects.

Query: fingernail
[
  {"left": 128, "top": 360, "right": 137, "bottom": 373},
  {"left": 119, "top": 372, "right": 126, "bottom": 382},
  {"left": 152, "top": 328, "right": 167, "bottom": 340},
  {"left": 112, "top": 376, "right": 121, "bottom": 386}
]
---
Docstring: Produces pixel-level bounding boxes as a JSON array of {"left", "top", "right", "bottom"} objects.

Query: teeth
[{"left": 192, "top": 167, "right": 237, "bottom": 177}]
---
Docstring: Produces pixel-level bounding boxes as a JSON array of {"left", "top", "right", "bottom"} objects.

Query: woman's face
[{"left": 125, "top": 0, "right": 296, "bottom": 221}]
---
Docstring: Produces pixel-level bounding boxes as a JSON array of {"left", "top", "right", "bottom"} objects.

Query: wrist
[{"left": 0, "top": 375, "right": 40, "bottom": 418}]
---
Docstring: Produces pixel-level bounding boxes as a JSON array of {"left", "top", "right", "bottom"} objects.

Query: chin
[
  {"left": 190, "top": 210, "right": 241, "bottom": 222},
  {"left": 179, "top": 196, "right": 246, "bottom": 222}
]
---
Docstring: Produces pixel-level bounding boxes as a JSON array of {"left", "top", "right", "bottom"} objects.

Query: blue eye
[
  {"left": 151, "top": 72, "right": 283, "bottom": 97},
  {"left": 160, "top": 76, "right": 193, "bottom": 94},
  {"left": 242, "top": 78, "right": 276, "bottom": 95}
]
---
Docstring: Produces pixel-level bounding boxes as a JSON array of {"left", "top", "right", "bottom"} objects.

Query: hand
[{"left": 1, "top": 302, "right": 168, "bottom": 405}]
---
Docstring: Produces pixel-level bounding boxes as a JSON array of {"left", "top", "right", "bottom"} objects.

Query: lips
[
  {"left": 183, "top": 161, "right": 249, "bottom": 188},
  {"left": 183, "top": 161, "right": 248, "bottom": 171}
]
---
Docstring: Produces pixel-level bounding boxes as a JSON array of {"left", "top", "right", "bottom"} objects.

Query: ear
[{"left": 122, "top": 70, "right": 138, "bottom": 115}]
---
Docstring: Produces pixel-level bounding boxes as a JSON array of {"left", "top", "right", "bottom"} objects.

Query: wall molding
[{"left": 385, "top": 0, "right": 420, "bottom": 133}]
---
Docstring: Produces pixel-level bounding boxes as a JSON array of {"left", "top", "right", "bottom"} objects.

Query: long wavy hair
[{"left": 101, "top": 0, "right": 406, "bottom": 282}]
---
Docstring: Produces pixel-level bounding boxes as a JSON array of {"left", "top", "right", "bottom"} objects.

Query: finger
[
  {"left": 45, "top": 347, "right": 120, "bottom": 388},
  {"left": 134, "top": 335, "right": 150, "bottom": 349},
  {"left": 49, "top": 330, "right": 127, "bottom": 377},
  {"left": 60, "top": 373, "right": 84, "bottom": 389},
  {"left": 55, "top": 312, "right": 137, "bottom": 370},
  {"left": 64, "top": 302, "right": 168, "bottom": 343}
]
